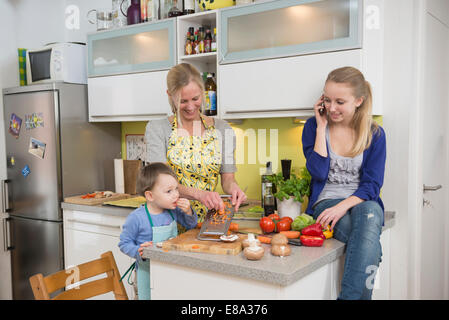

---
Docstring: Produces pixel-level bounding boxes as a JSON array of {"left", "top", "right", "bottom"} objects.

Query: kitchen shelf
[{"left": 179, "top": 52, "right": 217, "bottom": 64}]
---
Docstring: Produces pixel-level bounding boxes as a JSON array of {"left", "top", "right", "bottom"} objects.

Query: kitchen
[{"left": 0, "top": 0, "right": 448, "bottom": 302}]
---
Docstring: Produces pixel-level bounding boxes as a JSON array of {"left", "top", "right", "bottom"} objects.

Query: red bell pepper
[
  {"left": 301, "top": 223, "right": 324, "bottom": 237},
  {"left": 300, "top": 235, "right": 324, "bottom": 247}
]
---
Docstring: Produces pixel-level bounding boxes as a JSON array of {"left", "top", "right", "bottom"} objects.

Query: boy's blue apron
[{"left": 121, "top": 203, "right": 178, "bottom": 300}]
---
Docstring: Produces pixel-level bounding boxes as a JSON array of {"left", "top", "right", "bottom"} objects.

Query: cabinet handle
[
  {"left": 224, "top": 108, "right": 313, "bottom": 114},
  {"left": 423, "top": 184, "right": 442, "bottom": 192},
  {"left": 66, "top": 218, "right": 122, "bottom": 229}
]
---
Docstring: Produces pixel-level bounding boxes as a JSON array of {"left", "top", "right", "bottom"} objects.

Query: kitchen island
[{"left": 142, "top": 212, "right": 395, "bottom": 300}]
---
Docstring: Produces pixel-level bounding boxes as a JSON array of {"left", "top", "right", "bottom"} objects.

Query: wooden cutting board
[
  {"left": 162, "top": 229, "right": 244, "bottom": 255},
  {"left": 64, "top": 193, "right": 132, "bottom": 206}
]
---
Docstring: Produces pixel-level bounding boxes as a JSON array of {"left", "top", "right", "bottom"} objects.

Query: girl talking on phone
[{"left": 302, "top": 67, "right": 386, "bottom": 300}]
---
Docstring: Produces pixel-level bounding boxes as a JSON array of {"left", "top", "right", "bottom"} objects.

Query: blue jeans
[{"left": 313, "top": 199, "right": 383, "bottom": 300}]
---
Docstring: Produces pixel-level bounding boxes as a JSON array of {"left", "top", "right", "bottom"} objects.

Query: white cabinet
[
  {"left": 63, "top": 210, "right": 134, "bottom": 300},
  {"left": 218, "top": 0, "right": 384, "bottom": 117},
  {"left": 87, "top": 19, "right": 177, "bottom": 122}
]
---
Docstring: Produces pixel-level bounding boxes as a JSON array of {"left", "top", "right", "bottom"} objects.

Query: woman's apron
[
  {"left": 166, "top": 114, "right": 222, "bottom": 225},
  {"left": 121, "top": 204, "right": 178, "bottom": 300}
]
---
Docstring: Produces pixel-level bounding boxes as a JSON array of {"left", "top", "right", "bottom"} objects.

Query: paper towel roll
[{"left": 114, "top": 159, "right": 125, "bottom": 193}]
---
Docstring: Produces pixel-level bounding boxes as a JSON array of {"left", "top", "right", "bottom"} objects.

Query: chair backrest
[{"left": 29, "top": 251, "right": 128, "bottom": 300}]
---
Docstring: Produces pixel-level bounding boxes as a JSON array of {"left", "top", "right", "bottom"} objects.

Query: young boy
[{"left": 118, "top": 162, "right": 197, "bottom": 300}]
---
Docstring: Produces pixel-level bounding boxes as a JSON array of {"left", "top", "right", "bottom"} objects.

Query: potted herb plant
[{"left": 267, "top": 167, "right": 311, "bottom": 220}]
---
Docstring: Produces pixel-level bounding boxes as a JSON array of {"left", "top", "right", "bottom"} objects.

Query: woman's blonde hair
[
  {"left": 326, "top": 66, "right": 379, "bottom": 157},
  {"left": 166, "top": 63, "right": 205, "bottom": 127}
]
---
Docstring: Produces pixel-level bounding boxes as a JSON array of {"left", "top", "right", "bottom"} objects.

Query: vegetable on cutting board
[
  {"left": 257, "top": 235, "right": 272, "bottom": 244},
  {"left": 300, "top": 235, "right": 324, "bottom": 247},
  {"left": 280, "top": 230, "right": 300, "bottom": 239}
]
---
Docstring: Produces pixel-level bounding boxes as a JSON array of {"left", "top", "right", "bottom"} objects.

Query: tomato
[
  {"left": 281, "top": 216, "right": 293, "bottom": 224},
  {"left": 267, "top": 213, "right": 280, "bottom": 221},
  {"left": 276, "top": 219, "right": 291, "bottom": 232},
  {"left": 259, "top": 217, "right": 275, "bottom": 233}
]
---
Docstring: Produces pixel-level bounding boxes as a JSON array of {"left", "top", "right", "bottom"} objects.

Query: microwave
[{"left": 26, "top": 42, "right": 87, "bottom": 85}]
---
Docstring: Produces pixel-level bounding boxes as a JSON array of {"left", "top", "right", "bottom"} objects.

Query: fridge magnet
[
  {"left": 8, "top": 113, "right": 22, "bottom": 138},
  {"left": 22, "top": 165, "right": 30, "bottom": 177},
  {"left": 28, "top": 138, "right": 46, "bottom": 160},
  {"left": 25, "top": 112, "right": 44, "bottom": 130}
]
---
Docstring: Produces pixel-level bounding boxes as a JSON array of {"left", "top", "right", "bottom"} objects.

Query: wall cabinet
[
  {"left": 87, "top": 19, "right": 177, "bottom": 122},
  {"left": 87, "top": 0, "right": 384, "bottom": 121},
  {"left": 63, "top": 210, "right": 134, "bottom": 300}
]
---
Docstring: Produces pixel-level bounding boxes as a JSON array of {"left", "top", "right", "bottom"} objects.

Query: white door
[{"left": 420, "top": 1, "right": 449, "bottom": 299}]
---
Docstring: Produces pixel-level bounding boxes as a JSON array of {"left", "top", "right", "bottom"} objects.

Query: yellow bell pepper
[{"left": 323, "top": 225, "right": 333, "bottom": 239}]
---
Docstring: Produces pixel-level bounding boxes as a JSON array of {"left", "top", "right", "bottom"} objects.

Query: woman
[
  {"left": 302, "top": 66, "right": 386, "bottom": 300},
  {"left": 145, "top": 63, "right": 246, "bottom": 222}
]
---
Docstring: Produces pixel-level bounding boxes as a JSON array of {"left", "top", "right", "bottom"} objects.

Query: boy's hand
[
  {"left": 138, "top": 241, "right": 153, "bottom": 256},
  {"left": 177, "top": 198, "right": 192, "bottom": 215}
]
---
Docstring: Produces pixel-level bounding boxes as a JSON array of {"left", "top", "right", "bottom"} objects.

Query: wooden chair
[{"left": 29, "top": 251, "right": 128, "bottom": 300}]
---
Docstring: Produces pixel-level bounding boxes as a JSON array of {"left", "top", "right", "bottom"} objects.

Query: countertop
[{"left": 61, "top": 201, "right": 395, "bottom": 287}]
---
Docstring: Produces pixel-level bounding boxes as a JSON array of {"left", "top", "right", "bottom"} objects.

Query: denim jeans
[{"left": 313, "top": 199, "right": 383, "bottom": 300}]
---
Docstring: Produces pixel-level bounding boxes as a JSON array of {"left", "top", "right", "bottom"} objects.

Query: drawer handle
[{"left": 66, "top": 218, "right": 122, "bottom": 229}]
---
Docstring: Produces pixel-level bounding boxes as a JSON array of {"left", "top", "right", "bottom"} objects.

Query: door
[
  {"left": 420, "top": 3, "right": 449, "bottom": 299},
  {"left": 9, "top": 216, "right": 63, "bottom": 300},
  {"left": 3, "top": 90, "right": 61, "bottom": 221}
]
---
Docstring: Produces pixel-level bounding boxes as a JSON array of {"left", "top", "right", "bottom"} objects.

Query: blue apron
[{"left": 121, "top": 203, "right": 178, "bottom": 300}]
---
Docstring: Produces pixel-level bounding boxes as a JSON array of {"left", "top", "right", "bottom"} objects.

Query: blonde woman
[
  {"left": 302, "top": 67, "right": 386, "bottom": 300},
  {"left": 145, "top": 63, "right": 246, "bottom": 223}
]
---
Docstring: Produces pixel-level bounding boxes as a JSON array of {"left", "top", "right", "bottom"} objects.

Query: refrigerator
[{"left": 1, "top": 82, "right": 121, "bottom": 299}]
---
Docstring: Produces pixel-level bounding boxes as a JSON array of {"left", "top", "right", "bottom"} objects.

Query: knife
[{"left": 237, "top": 231, "right": 302, "bottom": 246}]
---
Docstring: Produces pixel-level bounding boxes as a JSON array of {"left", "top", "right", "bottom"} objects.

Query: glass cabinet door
[
  {"left": 88, "top": 19, "right": 176, "bottom": 77},
  {"left": 219, "top": 0, "right": 362, "bottom": 64}
]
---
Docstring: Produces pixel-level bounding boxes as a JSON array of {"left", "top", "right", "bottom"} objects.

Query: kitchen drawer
[{"left": 63, "top": 210, "right": 125, "bottom": 237}]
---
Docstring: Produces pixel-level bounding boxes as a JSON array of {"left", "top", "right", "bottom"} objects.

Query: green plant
[{"left": 267, "top": 167, "right": 311, "bottom": 203}]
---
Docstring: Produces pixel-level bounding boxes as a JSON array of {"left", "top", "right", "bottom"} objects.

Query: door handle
[
  {"left": 2, "top": 217, "right": 13, "bottom": 251},
  {"left": 423, "top": 184, "right": 442, "bottom": 192},
  {"left": 1, "top": 180, "right": 11, "bottom": 212}
]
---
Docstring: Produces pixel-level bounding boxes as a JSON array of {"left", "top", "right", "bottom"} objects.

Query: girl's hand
[
  {"left": 138, "top": 241, "right": 153, "bottom": 256},
  {"left": 198, "top": 190, "right": 225, "bottom": 211},
  {"left": 316, "top": 205, "right": 347, "bottom": 230},
  {"left": 176, "top": 198, "right": 192, "bottom": 215},
  {"left": 314, "top": 95, "right": 328, "bottom": 128}
]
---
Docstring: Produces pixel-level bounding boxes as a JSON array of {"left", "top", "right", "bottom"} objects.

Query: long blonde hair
[
  {"left": 326, "top": 67, "right": 379, "bottom": 157},
  {"left": 166, "top": 63, "right": 205, "bottom": 127}
]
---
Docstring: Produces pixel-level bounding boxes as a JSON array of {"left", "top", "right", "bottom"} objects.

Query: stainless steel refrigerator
[{"left": 1, "top": 82, "right": 121, "bottom": 299}]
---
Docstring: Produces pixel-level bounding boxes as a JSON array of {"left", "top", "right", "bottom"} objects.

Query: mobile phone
[{"left": 319, "top": 102, "right": 325, "bottom": 116}]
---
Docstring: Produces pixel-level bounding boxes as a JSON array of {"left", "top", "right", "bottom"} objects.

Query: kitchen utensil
[
  {"left": 121, "top": 0, "right": 141, "bottom": 25},
  {"left": 281, "top": 159, "right": 292, "bottom": 181},
  {"left": 197, "top": 195, "right": 235, "bottom": 241},
  {"left": 64, "top": 192, "right": 131, "bottom": 206},
  {"left": 103, "top": 196, "right": 146, "bottom": 208},
  {"left": 87, "top": 8, "right": 114, "bottom": 31},
  {"left": 162, "top": 229, "right": 244, "bottom": 255},
  {"left": 260, "top": 233, "right": 302, "bottom": 246}
]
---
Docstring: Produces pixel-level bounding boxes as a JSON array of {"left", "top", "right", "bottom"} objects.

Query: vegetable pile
[{"left": 258, "top": 212, "right": 334, "bottom": 247}]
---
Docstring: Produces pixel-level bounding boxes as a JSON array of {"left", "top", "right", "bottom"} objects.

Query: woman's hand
[
  {"left": 138, "top": 241, "right": 153, "bottom": 257},
  {"left": 314, "top": 95, "right": 328, "bottom": 128},
  {"left": 229, "top": 184, "right": 247, "bottom": 212},
  {"left": 176, "top": 198, "right": 192, "bottom": 215},
  {"left": 198, "top": 190, "right": 225, "bottom": 211},
  {"left": 316, "top": 204, "right": 347, "bottom": 231}
]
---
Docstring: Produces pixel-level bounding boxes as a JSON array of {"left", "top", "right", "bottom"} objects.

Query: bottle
[
  {"left": 193, "top": 31, "right": 199, "bottom": 54},
  {"left": 147, "top": 0, "right": 159, "bottom": 22},
  {"left": 185, "top": 32, "right": 192, "bottom": 55},
  {"left": 204, "top": 29, "right": 212, "bottom": 53},
  {"left": 204, "top": 73, "right": 217, "bottom": 116},
  {"left": 168, "top": 0, "right": 183, "bottom": 17},
  {"left": 141, "top": 0, "right": 148, "bottom": 22},
  {"left": 198, "top": 27, "right": 205, "bottom": 53},
  {"left": 263, "top": 182, "right": 275, "bottom": 217},
  {"left": 183, "top": 0, "right": 195, "bottom": 14},
  {"left": 261, "top": 161, "right": 273, "bottom": 207},
  {"left": 211, "top": 28, "right": 217, "bottom": 52}
]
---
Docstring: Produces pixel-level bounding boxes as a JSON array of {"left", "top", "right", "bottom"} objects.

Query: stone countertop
[{"left": 141, "top": 211, "right": 395, "bottom": 287}]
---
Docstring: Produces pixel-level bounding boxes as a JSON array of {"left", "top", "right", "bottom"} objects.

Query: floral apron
[{"left": 167, "top": 115, "right": 222, "bottom": 224}]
